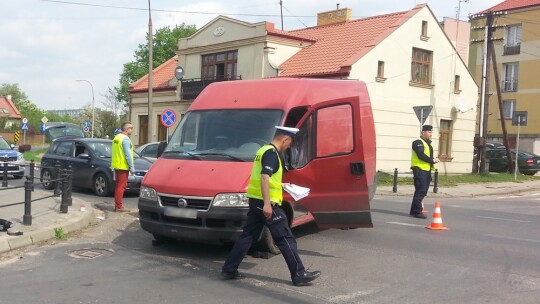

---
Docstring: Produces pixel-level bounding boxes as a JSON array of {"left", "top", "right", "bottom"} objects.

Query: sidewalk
[
  {"left": 1, "top": 179, "right": 540, "bottom": 255},
  {"left": 0, "top": 187, "right": 95, "bottom": 254},
  {"left": 376, "top": 179, "right": 540, "bottom": 198}
]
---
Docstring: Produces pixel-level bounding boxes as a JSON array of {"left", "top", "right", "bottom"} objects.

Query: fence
[
  {"left": 0, "top": 160, "right": 72, "bottom": 226},
  {"left": 0, "top": 131, "right": 46, "bottom": 145}
]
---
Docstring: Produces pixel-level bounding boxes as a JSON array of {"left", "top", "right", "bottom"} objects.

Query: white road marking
[
  {"left": 387, "top": 222, "right": 425, "bottom": 227},
  {"left": 476, "top": 216, "right": 531, "bottom": 223},
  {"left": 486, "top": 234, "right": 540, "bottom": 244}
]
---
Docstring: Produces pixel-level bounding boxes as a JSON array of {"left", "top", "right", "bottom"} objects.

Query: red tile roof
[
  {"left": 129, "top": 56, "right": 178, "bottom": 92},
  {"left": 0, "top": 97, "right": 21, "bottom": 119},
  {"left": 279, "top": 5, "right": 425, "bottom": 77},
  {"left": 479, "top": 0, "right": 540, "bottom": 13}
]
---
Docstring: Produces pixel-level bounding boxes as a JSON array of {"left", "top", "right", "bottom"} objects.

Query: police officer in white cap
[{"left": 222, "top": 126, "right": 321, "bottom": 286}]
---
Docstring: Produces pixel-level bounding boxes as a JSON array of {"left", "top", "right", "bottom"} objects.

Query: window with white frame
[
  {"left": 502, "top": 62, "right": 519, "bottom": 92},
  {"left": 502, "top": 99, "right": 516, "bottom": 119},
  {"left": 504, "top": 24, "right": 522, "bottom": 55}
]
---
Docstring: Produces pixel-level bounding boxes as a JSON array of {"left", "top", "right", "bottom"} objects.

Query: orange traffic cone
[{"left": 426, "top": 202, "right": 448, "bottom": 230}]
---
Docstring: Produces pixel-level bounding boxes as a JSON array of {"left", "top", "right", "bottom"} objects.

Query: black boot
[{"left": 292, "top": 270, "right": 321, "bottom": 286}]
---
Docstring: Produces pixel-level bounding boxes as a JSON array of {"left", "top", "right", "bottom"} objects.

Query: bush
[{"left": 18, "top": 144, "right": 32, "bottom": 152}]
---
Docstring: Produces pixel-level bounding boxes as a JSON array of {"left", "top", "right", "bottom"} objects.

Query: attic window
[
  {"left": 421, "top": 21, "right": 429, "bottom": 41},
  {"left": 376, "top": 61, "right": 386, "bottom": 82},
  {"left": 0, "top": 108, "right": 9, "bottom": 114}
]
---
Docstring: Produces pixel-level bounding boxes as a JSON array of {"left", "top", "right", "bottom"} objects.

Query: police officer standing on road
[
  {"left": 410, "top": 125, "right": 439, "bottom": 219},
  {"left": 111, "top": 122, "right": 135, "bottom": 212},
  {"left": 221, "top": 126, "right": 321, "bottom": 286}
]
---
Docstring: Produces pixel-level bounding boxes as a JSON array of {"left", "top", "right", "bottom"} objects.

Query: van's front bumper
[
  {"left": 0, "top": 160, "right": 25, "bottom": 176},
  {"left": 138, "top": 197, "right": 248, "bottom": 243}
]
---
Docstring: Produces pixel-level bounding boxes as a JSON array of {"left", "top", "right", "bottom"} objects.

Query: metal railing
[{"left": 0, "top": 160, "right": 73, "bottom": 226}]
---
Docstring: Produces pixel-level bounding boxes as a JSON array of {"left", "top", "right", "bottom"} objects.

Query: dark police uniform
[
  {"left": 409, "top": 132, "right": 436, "bottom": 217},
  {"left": 222, "top": 144, "right": 306, "bottom": 281}
]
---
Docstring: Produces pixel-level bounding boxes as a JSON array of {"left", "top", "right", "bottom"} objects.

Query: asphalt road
[{"left": 1, "top": 183, "right": 539, "bottom": 304}]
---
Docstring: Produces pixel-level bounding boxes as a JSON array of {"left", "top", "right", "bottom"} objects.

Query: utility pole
[
  {"left": 279, "top": 0, "right": 284, "bottom": 30},
  {"left": 471, "top": 11, "right": 495, "bottom": 173},
  {"left": 147, "top": 0, "right": 154, "bottom": 144}
]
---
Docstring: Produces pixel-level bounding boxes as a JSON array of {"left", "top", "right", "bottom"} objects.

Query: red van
[{"left": 138, "top": 78, "right": 376, "bottom": 252}]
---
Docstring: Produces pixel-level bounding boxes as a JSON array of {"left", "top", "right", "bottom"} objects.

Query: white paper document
[{"left": 283, "top": 183, "right": 310, "bottom": 201}]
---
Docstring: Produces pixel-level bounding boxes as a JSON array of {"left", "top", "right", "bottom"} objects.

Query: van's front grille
[{"left": 159, "top": 195, "right": 212, "bottom": 211}]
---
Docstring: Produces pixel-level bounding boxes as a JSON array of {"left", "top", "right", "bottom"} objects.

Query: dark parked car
[
  {"left": 40, "top": 123, "right": 153, "bottom": 196},
  {"left": 486, "top": 147, "right": 540, "bottom": 175}
]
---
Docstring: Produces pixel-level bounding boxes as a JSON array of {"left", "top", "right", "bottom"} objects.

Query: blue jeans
[{"left": 410, "top": 168, "right": 432, "bottom": 215}]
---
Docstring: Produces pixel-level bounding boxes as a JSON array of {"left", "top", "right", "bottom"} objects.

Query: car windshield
[
  {"left": 0, "top": 137, "right": 11, "bottom": 150},
  {"left": 164, "top": 109, "right": 283, "bottom": 161}
]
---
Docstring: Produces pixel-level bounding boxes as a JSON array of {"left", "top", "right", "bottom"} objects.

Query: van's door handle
[{"left": 350, "top": 162, "right": 365, "bottom": 175}]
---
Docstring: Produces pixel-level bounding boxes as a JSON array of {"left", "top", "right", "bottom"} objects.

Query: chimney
[
  {"left": 317, "top": 7, "right": 352, "bottom": 26},
  {"left": 7, "top": 95, "right": 12, "bottom": 101}
]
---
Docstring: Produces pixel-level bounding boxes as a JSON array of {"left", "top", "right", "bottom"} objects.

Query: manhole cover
[{"left": 67, "top": 248, "right": 114, "bottom": 259}]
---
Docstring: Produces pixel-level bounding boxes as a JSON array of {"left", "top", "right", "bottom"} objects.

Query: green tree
[{"left": 116, "top": 23, "right": 197, "bottom": 105}]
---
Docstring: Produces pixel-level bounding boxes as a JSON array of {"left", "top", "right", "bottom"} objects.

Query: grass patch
[
  {"left": 54, "top": 227, "right": 68, "bottom": 240},
  {"left": 377, "top": 171, "right": 540, "bottom": 187},
  {"left": 23, "top": 148, "right": 48, "bottom": 162}
]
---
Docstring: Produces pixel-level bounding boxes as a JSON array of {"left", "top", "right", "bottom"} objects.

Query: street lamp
[{"left": 76, "top": 79, "right": 95, "bottom": 138}]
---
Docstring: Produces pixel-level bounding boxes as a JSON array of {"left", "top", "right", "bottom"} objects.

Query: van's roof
[{"left": 189, "top": 78, "right": 369, "bottom": 111}]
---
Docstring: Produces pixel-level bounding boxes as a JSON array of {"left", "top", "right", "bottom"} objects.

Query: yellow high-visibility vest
[
  {"left": 247, "top": 145, "right": 283, "bottom": 205},
  {"left": 111, "top": 133, "right": 134, "bottom": 170},
  {"left": 411, "top": 138, "right": 434, "bottom": 171}
]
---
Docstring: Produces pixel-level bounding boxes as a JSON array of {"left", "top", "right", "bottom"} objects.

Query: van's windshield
[{"left": 164, "top": 109, "right": 283, "bottom": 161}]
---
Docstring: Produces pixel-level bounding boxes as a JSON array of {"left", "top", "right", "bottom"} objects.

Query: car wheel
[
  {"left": 254, "top": 226, "right": 281, "bottom": 255},
  {"left": 13, "top": 174, "right": 24, "bottom": 179},
  {"left": 41, "top": 169, "right": 56, "bottom": 190},
  {"left": 93, "top": 173, "right": 111, "bottom": 197}
]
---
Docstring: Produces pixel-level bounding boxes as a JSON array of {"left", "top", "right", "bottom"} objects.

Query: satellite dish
[{"left": 175, "top": 66, "right": 184, "bottom": 80}]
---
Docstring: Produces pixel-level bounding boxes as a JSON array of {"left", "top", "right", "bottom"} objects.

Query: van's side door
[{"left": 284, "top": 98, "right": 374, "bottom": 228}]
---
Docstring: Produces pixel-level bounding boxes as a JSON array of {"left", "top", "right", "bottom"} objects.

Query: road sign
[
  {"left": 413, "top": 106, "right": 433, "bottom": 125},
  {"left": 14, "top": 131, "right": 20, "bottom": 142},
  {"left": 114, "top": 128, "right": 121, "bottom": 134},
  {"left": 512, "top": 111, "right": 527, "bottom": 126},
  {"left": 161, "top": 108, "right": 177, "bottom": 128},
  {"left": 84, "top": 121, "right": 90, "bottom": 127},
  {"left": 41, "top": 116, "right": 48, "bottom": 124},
  {"left": 22, "top": 122, "right": 29, "bottom": 130},
  {"left": 83, "top": 126, "right": 90, "bottom": 133},
  {"left": 40, "top": 124, "right": 46, "bottom": 133},
  {"left": 22, "top": 117, "right": 28, "bottom": 124}
]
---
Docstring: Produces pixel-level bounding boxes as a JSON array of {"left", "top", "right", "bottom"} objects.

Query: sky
[{"left": 0, "top": 0, "right": 502, "bottom": 111}]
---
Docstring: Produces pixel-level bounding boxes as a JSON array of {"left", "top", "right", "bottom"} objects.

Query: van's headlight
[
  {"left": 17, "top": 153, "right": 24, "bottom": 161},
  {"left": 140, "top": 186, "right": 158, "bottom": 202},
  {"left": 212, "top": 193, "right": 248, "bottom": 207}
]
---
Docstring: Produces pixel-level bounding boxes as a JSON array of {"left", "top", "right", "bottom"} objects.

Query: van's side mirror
[
  {"left": 10, "top": 144, "right": 15, "bottom": 149},
  {"left": 157, "top": 141, "right": 167, "bottom": 158}
]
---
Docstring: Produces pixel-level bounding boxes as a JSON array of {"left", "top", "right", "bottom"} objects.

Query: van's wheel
[
  {"left": 41, "top": 169, "right": 55, "bottom": 190},
  {"left": 93, "top": 173, "right": 110, "bottom": 197},
  {"left": 152, "top": 234, "right": 175, "bottom": 246},
  {"left": 254, "top": 226, "right": 281, "bottom": 255}
]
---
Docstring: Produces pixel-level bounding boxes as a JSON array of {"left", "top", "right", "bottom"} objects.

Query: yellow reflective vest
[
  {"left": 247, "top": 145, "right": 283, "bottom": 205},
  {"left": 411, "top": 138, "right": 434, "bottom": 171},
  {"left": 111, "top": 133, "right": 134, "bottom": 170}
]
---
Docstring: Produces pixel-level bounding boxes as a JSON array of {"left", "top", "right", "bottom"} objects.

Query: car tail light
[{"left": 526, "top": 159, "right": 534, "bottom": 165}]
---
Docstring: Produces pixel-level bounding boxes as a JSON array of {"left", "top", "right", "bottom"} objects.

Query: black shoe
[
  {"left": 292, "top": 270, "right": 321, "bottom": 286},
  {"left": 411, "top": 213, "right": 427, "bottom": 219},
  {"left": 221, "top": 270, "right": 245, "bottom": 280}
]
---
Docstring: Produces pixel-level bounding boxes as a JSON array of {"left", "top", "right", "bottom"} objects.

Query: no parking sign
[{"left": 160, "top": 108, "right": 176, "bottom": 128}]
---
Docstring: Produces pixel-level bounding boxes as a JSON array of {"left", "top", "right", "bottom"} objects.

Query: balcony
[
  {"left": 502, "top": 79, "right": 518, "bottom": 92},
  {"left": 503, "top": 44, "right": 521, "bottom": 55},
  {"left": 180, "top": 76, "right": 242, "bottom": 100}
]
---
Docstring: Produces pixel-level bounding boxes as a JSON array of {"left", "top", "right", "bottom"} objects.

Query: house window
[
  {"left": 504, "top": 24, "right": 522, "bottom": 55},
  {"left": 421, "top": 21, "right": 428, "bottom": 36},
  {"left": 411, "top": 48, "right": 432, "bottom": 85},
  {"left": 502, "top": 99, "right": 516, "bottom": 119},
  {"left": 502, "top": 62, "right": 518, "bottom": 92},
  {"left": 438, "top": 120, "right": 452, "bottom": 161},
  {"left": 376, "top": 61, "right": 386, "bottom": 82},
  {"left": 454, "top": 75, "right": 461, "bottom": 93},
  {"left": 201, "top": 50, "right": 238, "bottom": 80}
]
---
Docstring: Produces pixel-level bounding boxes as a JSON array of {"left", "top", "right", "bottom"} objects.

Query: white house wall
[{"left": 349, "top": 6, "right": 478, "bottom": 174}]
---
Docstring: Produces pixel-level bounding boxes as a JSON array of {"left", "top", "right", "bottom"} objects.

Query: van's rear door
[{"left": 284, "top": 96, "right": 376, "bottom": 229}]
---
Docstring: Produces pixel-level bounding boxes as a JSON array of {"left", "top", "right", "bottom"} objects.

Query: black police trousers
[
  {"left": 410, "top": 167, "right": 432, "bottom": 215},
  {"left": 222, "top": 198, "right": 305, "bottom": 280}
]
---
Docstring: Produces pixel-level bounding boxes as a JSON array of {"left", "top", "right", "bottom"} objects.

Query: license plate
[{"left": 163, "top": 207, "right": 198, "bottom": 219}]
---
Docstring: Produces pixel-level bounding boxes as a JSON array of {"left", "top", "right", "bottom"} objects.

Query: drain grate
[{"left": 67, "top": 248, "right": 114, "bottom": 259}]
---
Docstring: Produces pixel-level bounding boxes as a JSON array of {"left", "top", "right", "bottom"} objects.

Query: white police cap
[{"left": 275, "top": 126, "right": 299, "bottom": 137}]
